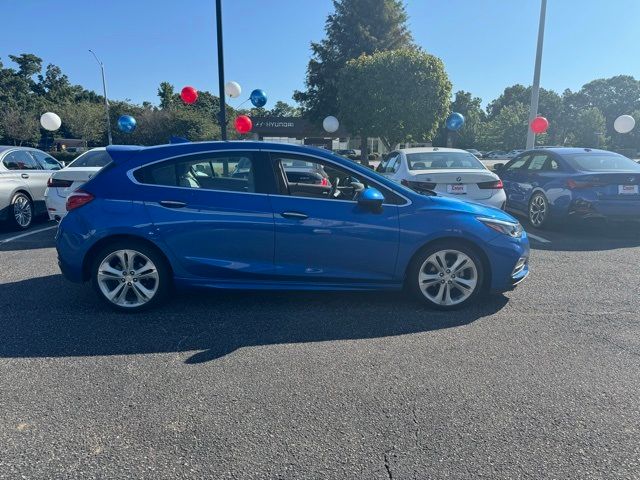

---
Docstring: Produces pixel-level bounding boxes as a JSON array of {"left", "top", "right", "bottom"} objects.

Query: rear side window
[
  {"left": 2, "top": 150, "right": 41, "bottom": 170},
  {"left": 68, "top": 150, "right": 112, "bottom": 168},
  {"left": 527, "top": 155, "right": 547, "bottom": 170},
  {"left": 134, "top": 153, "right": 257, "bottom": 193},
  {"left": 505, "top": 155, "right": 529, "bottom": 171}
]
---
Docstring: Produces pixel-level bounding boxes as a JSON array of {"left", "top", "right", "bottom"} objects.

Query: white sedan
[
  {"left": 376, "top": 147, "right": 507, "bottom": 209},
  {"left": 44, "top": 148, "right": 111, "bottom": 221}
]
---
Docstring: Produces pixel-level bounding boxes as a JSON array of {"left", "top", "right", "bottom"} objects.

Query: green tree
[
  {"left": 59, "top": 102, "right": 106, "bottom": 146},
  {"left": 157, "top": 82, "right": 175, "bottom": 110},
  {"left": 267, "top": 101, "right": 302, "bottom": 117},
  {"left": 483, "top": 102, "right": 529, "bottom": 151},
  {"left": 0, "top": 108, "right": 40, "bottom": 146},
  {"left": 569, "top": 107, "right": 607, "bottom": 148},
  {"left": 294, "top": 0, "right": 413, "bottom": 130},
  {"left": 433, "top": 90, "right": 486, "bottom": 148},
  {"left": 337, "top": 49, "right": 451, "bottom": 153},
  {"left": 8, "top": 53, "right": 42, "bottom": 78}
]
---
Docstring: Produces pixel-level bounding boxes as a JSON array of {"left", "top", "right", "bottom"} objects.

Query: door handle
[
  {"left": 21, "top": 173, "right": 29, "bottom": 179},
  {"left": 159, "top": 200, "right": 187, "bottom": 208},
  {"left": 281, "top": 211, "right": 308, "bottom": 220}
]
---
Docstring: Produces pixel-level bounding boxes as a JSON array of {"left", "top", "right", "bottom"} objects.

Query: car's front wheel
[
  {"left": 91, "top": 242, "right": 170, "bottom": 312},
  {"left": 408, "top": 241, "right": 485, "bottom": 310}
]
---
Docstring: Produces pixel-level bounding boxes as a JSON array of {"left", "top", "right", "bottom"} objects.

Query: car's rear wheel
[
  {"left": 10, "top": 192, "right": 33, "bottom": 230},
  {"left": 408, "top": 241, "right": 485, "bottom": 310},
  {"left": 91, "top": 242, "right": 170, "bottom": 312},
  {"left": 528, "top": 192, "right": 551, "bottom": 229}
]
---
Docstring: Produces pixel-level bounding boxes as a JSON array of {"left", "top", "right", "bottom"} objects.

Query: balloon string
[{"left": 234, "top": 98, "right": 251, "bottom": 109}]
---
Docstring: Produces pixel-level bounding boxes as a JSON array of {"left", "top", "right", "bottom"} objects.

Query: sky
[{"left": 1, "top": 0, "right": 639, "bottom": 109}]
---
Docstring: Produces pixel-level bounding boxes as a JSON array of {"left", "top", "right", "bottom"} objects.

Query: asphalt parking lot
[{"left": 1, "top": 219, "right": 639, "bottom": 479}]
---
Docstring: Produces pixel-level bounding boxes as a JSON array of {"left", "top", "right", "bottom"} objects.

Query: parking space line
[
  {"left": 527, "top": 232, "right": 551, "bottom": 244},
  {"left": 0, "top": 225, "right": 57, "bottom": 244}
]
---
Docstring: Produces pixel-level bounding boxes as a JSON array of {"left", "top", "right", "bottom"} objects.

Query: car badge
[
  {"left": 456, "top": 176, "right": 462, "bottom": 182},
  {"left": 628, "top": 176, "right": 635, "bottom": 183}
]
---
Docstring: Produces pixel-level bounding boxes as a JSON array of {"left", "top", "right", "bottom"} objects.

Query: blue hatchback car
[
  {"left": 496, "top": 148, "right": 640, "bottom": 228},
  {"left": 56, "top": 142, "right": 529, "bottom": 312}
]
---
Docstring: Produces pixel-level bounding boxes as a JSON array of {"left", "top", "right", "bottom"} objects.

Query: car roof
[
  {"left": 395, "top": 147, "right": 471, "bottom": 154},
  {"left": 533, "top": 147, "right": 615, "bottom": 156},
  {"left": 0, "top": 145, "right": 41, "bottom": 153}
]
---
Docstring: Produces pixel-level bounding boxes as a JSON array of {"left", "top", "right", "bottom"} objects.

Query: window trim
[{"left": 127, "top": 148, "right": 411, "bottom": 207}]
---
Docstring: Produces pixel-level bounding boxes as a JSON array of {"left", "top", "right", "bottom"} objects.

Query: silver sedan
[{"left": 0, "top": 146, "right": 62, "bottom": 229}]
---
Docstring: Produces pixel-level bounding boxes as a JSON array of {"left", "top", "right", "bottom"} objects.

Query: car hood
[{"left": 421, "top": 194, "right": 519, "bottom": 223}]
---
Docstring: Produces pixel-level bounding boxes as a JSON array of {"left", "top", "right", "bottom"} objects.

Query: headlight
[{"left": 478, "top": 217, "right": 523, "bottom": 238}]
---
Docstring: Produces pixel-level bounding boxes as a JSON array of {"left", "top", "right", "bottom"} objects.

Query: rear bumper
[{"left": 568, "top": 197, "right": 640, "bottom": 220}]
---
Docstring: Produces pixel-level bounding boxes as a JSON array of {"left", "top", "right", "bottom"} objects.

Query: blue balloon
[
  {"left": 446, "top": 112, "right": 465, "bottom": 131},
  {"left": 249, "top": 89, "right": 267, "bottom": 108},
  {"left": 117, "top": 115, "right": 137, "bottom": 133}
]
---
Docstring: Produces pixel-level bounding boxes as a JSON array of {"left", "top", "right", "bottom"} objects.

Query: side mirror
[
  {"left": 493, "top": 163, "right": 505, "bottom": 172},
  {"left": 357, "top": 187, "right": 384, "bottom": 211}
]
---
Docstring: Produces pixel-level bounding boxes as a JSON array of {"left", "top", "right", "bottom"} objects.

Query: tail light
[
  {"left": 320, "top": 177, "right": 329, "bottom": 187},
  {"left": 48, "top": 177, "right": 73, "bottom": 188},
  {"left": 66, "top": 190, "right": 94, "bottom": 211},
  {"left": 401, "top": 179, "right": 436, "bottom": 190},
  {"left": 478, "top": 179, "right": 503, "bottom": 189}
]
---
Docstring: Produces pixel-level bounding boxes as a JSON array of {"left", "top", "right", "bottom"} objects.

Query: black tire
[
  {"left": 90, "top": 240, "right": 171, "bottom": 312},
  {"left": 407, "top": 240, "right": 485, "bottom": 310},
  {"left": 528, "top": 192, "right": 552, "bottom": 229},
  {"left": 9, "top": 192, "right": 33, "bottom": 230}
]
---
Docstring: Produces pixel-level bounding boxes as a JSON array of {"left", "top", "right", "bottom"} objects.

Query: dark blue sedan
[
  {"left": 56, "top": 141, "right": 529, "bottom": 312},
  {"left": 496, "top": 148, "right": 640, "bottom": 228}
]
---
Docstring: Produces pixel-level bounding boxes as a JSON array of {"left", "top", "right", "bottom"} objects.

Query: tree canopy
[
  {"left": 293, "top": 0, "right": 413, "bottom": 123},
  {"left": 338, "top": 49, "right": 451, "bottom": 148}
]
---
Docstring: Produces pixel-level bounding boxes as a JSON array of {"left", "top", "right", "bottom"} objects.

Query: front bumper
[{"left": 486, "top": 231, "right": 530, "bottom": 292}]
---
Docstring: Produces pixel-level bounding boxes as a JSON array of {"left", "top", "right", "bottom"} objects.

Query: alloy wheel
[
  {"left": 13, "top": 195, "right": 32, "bottom": 228},
  {"left": 529, "top": 195, "right": 547, "bottom": 227},
  {"left": 418, "top": 249, "right": 478, "bottom": 306},
  {"left": 96, "top": 249, "right": 160, "bottom": 308}
]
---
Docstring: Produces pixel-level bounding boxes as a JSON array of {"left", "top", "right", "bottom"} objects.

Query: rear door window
[
  {"left": 527, "top": 154, "right": 548, "bottom": 171},
  {"left": 505, "top": 155, "right": 530, "bottom": 171}
]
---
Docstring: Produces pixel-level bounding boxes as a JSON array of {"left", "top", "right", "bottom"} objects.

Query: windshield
[
  {"left": 406, "top": 152, "right": 485, "bottom": 170},
  {"left": 565, "top": 153, "right": 640, "bottom": 172},
  {"left": 67, "top": 150, "right": 112, "bottom": 168}
]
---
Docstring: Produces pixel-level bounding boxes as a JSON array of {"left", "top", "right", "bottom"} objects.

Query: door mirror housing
[
  {"left": 357, "top": 187, "right": 384, "bottom": 211},
  {"left": 493, "top": 163, "right": 505, "bottom": 172}
]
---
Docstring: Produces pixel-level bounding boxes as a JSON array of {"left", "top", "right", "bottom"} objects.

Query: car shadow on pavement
[
  {"left": 522, "top": 217, "right": 640, "bottom": 252},
  {"left": 0, "top": 274, "right": 508, "bottom": 363}
]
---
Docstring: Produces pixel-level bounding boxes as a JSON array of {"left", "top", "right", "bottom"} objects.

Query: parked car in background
[
  {"left": 0, "top": 146, "right": 62, "bottom": 229},
  {"left": 506, "top": 149, "right": 525, "bottom": 159},
  {"left": 376, "top": 147, "right": 507, "bottom": 209},
  {"left": 465, "top": 149, "right": 483, "bottom": 158},
  {"left": 56, "top": 142, "right": 529, "bottom": 312},
  {"left": 485, "top": 151, "right": 507, "bottom": 159},
  {"left": 495, "top": 147, "right": 640, "bottom": 228},
  {"left": 45, "top": 148, "right": 111, "bottom": 221}
]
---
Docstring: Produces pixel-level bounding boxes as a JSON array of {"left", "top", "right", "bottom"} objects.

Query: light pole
[
  {"left": 215, "top": 0, "right": 227, "bottom": 140},
  {"left": 89, "top": 49, "right": 113, "bottom": 145},
  {"left": 526, "top": 0, "right": 547, "bottom": 150}
]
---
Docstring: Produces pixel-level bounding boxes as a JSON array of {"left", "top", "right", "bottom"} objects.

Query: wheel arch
[
  {"left": 404, "top": 236, "right": 492, "bottom": 291},
  {"left": 82, "top": 234, "right": 173, "bottom": 282}
]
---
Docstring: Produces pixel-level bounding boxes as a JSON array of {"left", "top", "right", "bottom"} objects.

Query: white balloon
[
  {"left": 40, "top": 112, "right": 61, "bottom": 131},
  {"left": 323, "top": 115, "right": 339, "bottom": 133},
  {"left": 614, "top": 114, "right": 635, "bottom": 134},
  {"left": 225, "top": 81, "right": 242, "bottom": 98}
]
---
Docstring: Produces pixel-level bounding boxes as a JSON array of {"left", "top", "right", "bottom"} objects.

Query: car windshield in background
[
  {"left": 407, "top": 152, "right": 485, "bottom": 170},
  {"left": 566, "top": 153, "right": 640, "bottom": 172},
  {"left": 68, "top": 150, "right": 112, "bottom": 168}
]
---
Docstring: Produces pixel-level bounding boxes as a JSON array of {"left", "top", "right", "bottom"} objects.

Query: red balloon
[
  {"left": 234, "top": 115, "right": 253, "bottom": 134},
  {"left": 530, "top": 116, "right": 549, "bottom": 134},
  {"left": 180, "top": 86, "right": 198, "bottom": 104}
]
